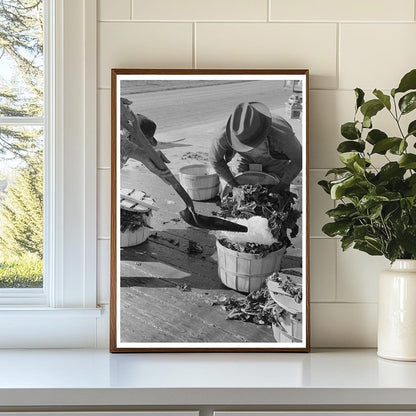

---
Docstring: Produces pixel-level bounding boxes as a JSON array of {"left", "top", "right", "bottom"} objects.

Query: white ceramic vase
[{"left": 378, "top": 259, "right": 416, "bottom": 361}]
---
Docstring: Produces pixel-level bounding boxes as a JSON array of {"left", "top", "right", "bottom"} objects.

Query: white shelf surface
[{"left": 0, "top": 349, "right": 416, "bottom": 407}]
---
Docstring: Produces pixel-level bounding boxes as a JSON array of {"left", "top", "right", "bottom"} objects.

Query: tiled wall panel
[
  {"left": 98, "top": 90, "right": 111, "bottom": 168},
  {"left": 99, "top": 0, "right": 131, "bottom": 20},
  {"left": 96, "top": 0, "right": 416, "bottom": 347},
  {"left": 132, "top": 0, "right": 268, "bottom": 21},
  {"left": 311, "top": 303, "right": 378, "bottom": 347},
  {"left": 310, "top": 239, "right": 336, "bottom": 302},
  {"left": 340, "top": 24, "right": 416, "bottom": 90},
  {"left": 270, "top": 0, "right": 415, "bottom": 22},
  {"left": 98, "top": 22, "right": 193, "bottom": 88},
  {"left": 309, "top": 170, "right": 334, "bottom": 237},
  {"left": 196, "top": 23, "right": 338, "bottom": 90}
]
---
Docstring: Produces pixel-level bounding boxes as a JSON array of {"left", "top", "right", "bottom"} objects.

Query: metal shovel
[
  {"left": 121, "top": 100, "right": 247, "bottom": 233},
  {"left": 163, "top": 170, "right": 247, "bottom": 232}
]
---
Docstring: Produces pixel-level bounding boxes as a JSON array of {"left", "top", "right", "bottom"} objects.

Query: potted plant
[{"left": 319, "top": 68, "right": 416, "bottom": 361}]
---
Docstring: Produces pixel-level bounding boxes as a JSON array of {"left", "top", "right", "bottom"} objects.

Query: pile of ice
[{"left": 217, "top": 216, "right": 277, "bottom": 246}]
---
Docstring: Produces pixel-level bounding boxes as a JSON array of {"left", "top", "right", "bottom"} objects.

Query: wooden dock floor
[{"left": 119, "top": 165, "right": 302, "bottom": 344}]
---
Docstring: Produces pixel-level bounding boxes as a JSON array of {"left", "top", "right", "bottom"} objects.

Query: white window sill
[
  {"left": 0, "top": 349, "right": 415, "bottom": 409},
  {"left": 0, "top": 307, "right": 105, "bottom": 349},
  {"left": 0, "top": 307, "right": 102, "bottom": 316}
]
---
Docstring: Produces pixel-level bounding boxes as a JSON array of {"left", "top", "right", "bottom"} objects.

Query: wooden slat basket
[
  {"left": 216, "top": 240, "right": 285, "bottom": 293},
  {"left": 179, "top": 164, "right": 219, "bottom": 201},
  {"left": 120, "top": 213, "right": 152, "bottom": 248},
  {"left": 267, "top": 273, "right": 303, "bottom": 343}
]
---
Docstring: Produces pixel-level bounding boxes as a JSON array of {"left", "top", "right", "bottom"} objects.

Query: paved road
[{"left": 123, "top": 80, "right": 297, "bottom": 135}]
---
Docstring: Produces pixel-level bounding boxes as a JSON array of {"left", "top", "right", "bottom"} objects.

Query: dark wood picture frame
[{"left": 110, "top": 69, "right": 310, "bottom": 352}]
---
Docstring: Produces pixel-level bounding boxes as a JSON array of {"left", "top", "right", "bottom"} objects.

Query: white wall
[{"left": 96, "top": 0, "right": 416, "bottom": 347}]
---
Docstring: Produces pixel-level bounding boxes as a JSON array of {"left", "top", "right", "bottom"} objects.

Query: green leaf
[
  {"left": 398, "top": 227, "right": 416, "bottom": 255},
  {"left": 357, "top": 195, "right": 389, "bottom": 212},
  {"left": 355, "top": 88, "right": 365, "bottom": 110},
  {"left": 322, "top": 221, "right": 351, "bottom": 237},
  {"left": 391, "top": 88, "right": 396, "bottom": 97},
  {"left": 326, "top": 203, "right": 356, "bottom": 219},
  {"left": 371, "top": 137, "right": 402, "bottom": 154},
  {"left": 341, "top": 235, "right": 355, "bottom": 251},
  {"left": 325, "top": 167, "right": 352, "bottom": 176},
  {"left": 353, "top": 158, "right": 366, "bottom": 174},
  {"left": 399, "top": 91, "right": 416, "bottom": 115},
  {"left": 341, "top": 122, "right": 360, "bottom": 140},
  {"left": 362, "top": 116, "right": 372, "bottom": 129},
  {"left": 330, "top": 175, "right": 362, "bottom": 200},
  {"left": 386, "top": 240, "right": 402, "bottom": 263},
  {"left": 360, "top": 99, "right": 384, "bottom": 119},
  {"left": 389, "top": 139, "right": 408, "bottom": 155},
  {"left": 339, "top": 151, "right": 360, "bottom": 166},
  {"left": 354, "top": 241, "right": 383, "bottom": 256},
  {"left": 377, "top": 162, "right": 406, "bottom": 181},
  {"left": 369, "top": 203, "right": 383, "bottom": 220},
  {"left": 353, "top": 224, "right": 374, "bottom": 240},
  {"left": 366, "top": 129, "right": 387, "bottom": 145},
  {"left": 373, "top": 89, "right": 391, "bottom": 110},
  {"left": 318, "top": 180, "right": 331, "bottom": 194},
  {"left": 337, "top": 140, "right": 365, "bottom": 153},
  {"left": 395, "top": 69, "right": 416, "bottom": 94},
  {"left": 399, "top": 154, "right": 416, "bottom": 169},
  {"left": 407, "top": 120, "right": 416, "bottom": 138}
]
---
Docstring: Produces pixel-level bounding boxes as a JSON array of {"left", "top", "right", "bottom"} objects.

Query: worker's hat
[
  {"left": 136, "top": 114, "right": 158, "bottom": 146},
  {"left": 227, "top": 102, "right": 272, "bottom": 152}
]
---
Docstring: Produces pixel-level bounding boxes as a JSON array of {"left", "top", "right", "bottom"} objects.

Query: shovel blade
[{"left": 180, "top": 209, "right": 247, "bottom": 233}]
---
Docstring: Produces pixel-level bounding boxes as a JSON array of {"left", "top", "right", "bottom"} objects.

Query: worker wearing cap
[{"left": 208, "top": 102, "right": 302, "bottom": 196}]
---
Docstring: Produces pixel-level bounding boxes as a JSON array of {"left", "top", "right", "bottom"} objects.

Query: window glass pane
[
  {"left": 0, "top": 0, "right": 44, "bottom": 117},
  {"left": 0, "top": 0, "right": 44, "bottom": 290},
  {"left": 0, "top": 126, "right": 43, "bottom": 289}
]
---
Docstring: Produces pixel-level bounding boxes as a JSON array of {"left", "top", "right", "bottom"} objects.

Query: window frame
[{"left": 0, "top": 0, "right": 101, "bottom": 348}]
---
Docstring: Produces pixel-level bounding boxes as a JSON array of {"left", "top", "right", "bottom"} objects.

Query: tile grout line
[
  {"left": 309, "top": 236, "right": 337, "bottom": 239},
  {"left": 333, "top": 230, "right": 339, "bottom": 303},
  {"left": 130, "top": 0, "right": 133, "bottom": 20},
  {"left": 192, "top": 22, "right": 197, "bottom": 69},
  {"left": 267, "top": 0, "right": 271, "bottom": 22},
  {"left": 97, "top": 19, "right": 415, "bottom": 24},
  {"left": 311, "top": 301, "right": 378, "bottom": 305},
  {"left": 336, "top": 22, "right": 340, "bottom": 90}
]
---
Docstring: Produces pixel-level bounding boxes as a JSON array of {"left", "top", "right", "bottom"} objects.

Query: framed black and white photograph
[{"left": 110, "top": 69, "right": 310, "bottom": 352}]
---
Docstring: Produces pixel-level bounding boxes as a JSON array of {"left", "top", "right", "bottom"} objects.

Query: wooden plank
[
  {"left": 120, "top": 199, "right": 150, "bottom": 212},
  {"left": 120, "top": 188, "right": 159, "bottom": 211},
  {"left": 120, "top": 283, "right": 276, "bottom": 343},
  {"left": 122, "top": 289, "right": 243, "bottom": 342},
  {"left": 121, "top": 239, "right": 222, "bottom": 289}
]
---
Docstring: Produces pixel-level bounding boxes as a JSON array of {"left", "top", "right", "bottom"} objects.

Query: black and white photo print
[{"left": 110, "top": 70, "right": 309, "bottom": 352}]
